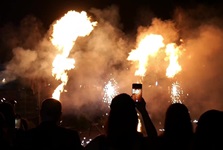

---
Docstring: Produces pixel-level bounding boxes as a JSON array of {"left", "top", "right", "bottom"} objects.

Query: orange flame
[
  {"left": 128, "top": 33, "right": 183, "bottom": 82},
  {"left": 50, "top": 10, "right": 97, "bottom": 100},
  {"left": 127, "top": 34, "right": 164, "bottom": 78},
  {"left": 165, "top": 43, "right": 182, "bottom": 78}
]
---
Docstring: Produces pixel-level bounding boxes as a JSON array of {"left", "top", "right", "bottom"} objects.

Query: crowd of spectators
[{"left": 0, "top": 93, "right": 222, "bottom": 150}]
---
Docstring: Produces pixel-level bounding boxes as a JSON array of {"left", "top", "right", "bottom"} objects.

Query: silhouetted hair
[
  {"left": 0, "top": 103, "right": 15, "bottom": 128},
  {"left": 106, "top": 93, "right": 138, "bottom": 138},
  {"left": 164, "top": 103, "right": 193, "bottom": 138},
  {"left": 192, "top": 109, "right": 223, "bottom": 150},
  {"left": 196, "top": 109, "right": 223, "bottom": 137},
  {"left": 40, "top": 98, "right": 62, "bottom": 122}
]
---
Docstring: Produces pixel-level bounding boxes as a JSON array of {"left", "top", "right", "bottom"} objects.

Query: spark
[
  {"left": 170, "top": 81, "right": 183, "bottom": 103},
  {"left": 103, "top": 78, "right": 119, "bottom": 104}
]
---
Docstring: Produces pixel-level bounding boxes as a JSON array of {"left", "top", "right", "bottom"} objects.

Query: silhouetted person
[
  {"left": 0, "top": 111, "right": 10, "bottom": 149},
  {"left": 0, "top": 102, "right": 17, "bottom": 149},
  {"left": 157, "top": 103, "right": 194, "bottom": 150},
  {"left": 84, "top": 93, "right": 157, "bottom": 150},
  {"left": 191, "top": 109, "right": 223, "bottom": 150},
  {"left": 17, "top": 98, "right": 83, "bottom": 149}
]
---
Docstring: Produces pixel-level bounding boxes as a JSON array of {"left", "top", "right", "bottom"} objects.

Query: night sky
[
  {"left": 1, "top": 0, "right": 222, "bottom": 31},
  {"left": 1, "top": 0, "right": 222, "bottom": 63}
]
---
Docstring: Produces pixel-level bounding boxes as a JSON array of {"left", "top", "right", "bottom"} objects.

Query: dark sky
[
  {"left": 0, "top": 0, "right": 222, "bottom": 64},
  {"left": 1, "top": 0, "right": 222, "bottom": 31},
  {"left": 0, "top": 0, "right": 223, "bottom": 71}
]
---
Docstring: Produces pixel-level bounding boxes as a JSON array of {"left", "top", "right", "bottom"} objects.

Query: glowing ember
[
  {"left": 50, "top": 10, "right": 97, "bottom": 100},
  {"left": 103, "top": 78, "right": 119, "bottom": 104}
]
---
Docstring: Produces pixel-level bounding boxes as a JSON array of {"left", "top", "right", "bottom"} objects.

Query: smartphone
[{"left": 132, "top": 83, "right": 142, "bottom": 102}]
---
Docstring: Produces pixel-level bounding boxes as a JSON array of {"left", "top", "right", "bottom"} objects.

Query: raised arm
[{"left": 135, "top": 98, "right": 158, "bottom": 140}]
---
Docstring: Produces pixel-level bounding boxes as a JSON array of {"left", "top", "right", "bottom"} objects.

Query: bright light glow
[
  {"left": 103, "top": 78, "right": 119, "bottom": 104},
  {"left": 128, "top": 34, "right": 183, "bottom": 79},
  {"left": 2, "top": 78, "right": 6, "bottom": 83},
  {"left": 127, "top": 34, "right": 164, "bottom": 77},
  {"left": 137, "top": 116, "right": 142, "bottom": 132},
  {"left": 127, "top": 33, "right": 184, "bottom": 104},
  {"left": 50, "top": 10, "right": 97, "bottom": 100},
  {"left": 165, "top": 43, "right": 182, "bottom": 78},
  {"left": 170, "top": 81, "right": 183, "bottom": 103}
]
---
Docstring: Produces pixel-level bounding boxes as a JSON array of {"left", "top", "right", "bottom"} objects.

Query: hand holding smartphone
[{"left": 132, "top": 83, "right": 142, "bottom": 102}]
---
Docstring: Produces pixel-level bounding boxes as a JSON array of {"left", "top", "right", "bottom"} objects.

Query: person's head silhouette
[
  {"left": 40, "top": 98, "right": 62, "bottom": 123},
  {"left": 84, "top": 93, "right": 157, "bottom": 150},
  {"left": 196, "top": 109, "right": 223, "bottom": 139},
  {"left": 163, "top": 103, "right": 193, "bottom": 138},
  {"left": 0, "top": 102, "right": 15, "bottom": 128},
  {"left": 106, "top": 93, "right": 138, "bottom": 137}
]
